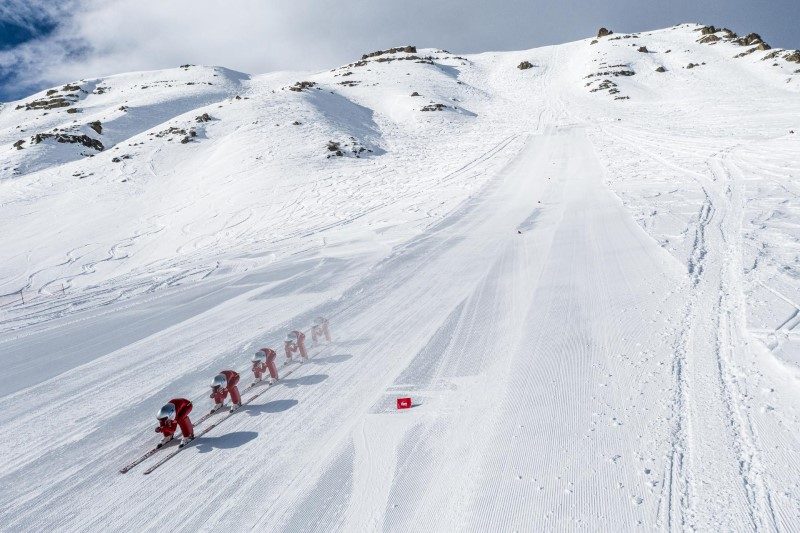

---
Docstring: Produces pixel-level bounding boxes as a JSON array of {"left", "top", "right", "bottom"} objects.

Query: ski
[
  {"left": 119, "top": 439, "right": 179, "bottom": 474},
  {"left": 141, "top": 355, "right": 317, "bottom": 475}
]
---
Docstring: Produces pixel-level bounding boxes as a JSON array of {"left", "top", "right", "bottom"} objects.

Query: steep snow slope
[{"left": 2, "top": 24, "right": 800, "bottom": 531}]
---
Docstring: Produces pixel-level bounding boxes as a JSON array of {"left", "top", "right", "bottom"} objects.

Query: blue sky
[{"left": 0, "top": 0, "right": 797, "bottom": 102}]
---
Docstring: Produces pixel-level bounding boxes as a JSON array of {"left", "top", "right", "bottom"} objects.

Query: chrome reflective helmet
[
  {"left": 157, "top": 403, "right": 176, "bottom": 421},
  {"left": 252, "top": 350, "right": 267, "bottom": 363},
  {"left": 211, "top": 374, "right": 227, "bottom": 389}
]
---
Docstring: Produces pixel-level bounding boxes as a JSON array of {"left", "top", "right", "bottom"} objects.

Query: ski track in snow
[{"left": 2, "top": 24, "right": 800, "bottom": 531}]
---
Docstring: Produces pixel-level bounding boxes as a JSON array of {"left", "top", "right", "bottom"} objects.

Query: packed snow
[{"left": 1, "top": 23, "right": 800, "bottom": 531}]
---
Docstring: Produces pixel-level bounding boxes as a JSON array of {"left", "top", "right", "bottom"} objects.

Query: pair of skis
[{"left": 119, "top": 354, "right": 316, "bottom": 475}]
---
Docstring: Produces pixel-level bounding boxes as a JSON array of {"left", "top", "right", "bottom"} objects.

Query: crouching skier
[
  {"left": 155, "top": 398, "right": 195, "bottom": 448},
  {"left": 210, "top": 370, "right": 242, "bottom": 413},
  {"left": 284, "top": 330, "right": 308, "bottom": 365},
  {"left": 311, "top": 317, "right": 331, "bottom": 345},
  {"left": 252, "top": 348, "right": 279, "bottom": 384}
]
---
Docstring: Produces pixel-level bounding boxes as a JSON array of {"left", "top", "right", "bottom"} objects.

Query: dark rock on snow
[
  {"left": 362, "top": 46, "right": 417, "bottom": 60},
  {"left": 31, "top": 133, "right": 103, "bottom": 151}
]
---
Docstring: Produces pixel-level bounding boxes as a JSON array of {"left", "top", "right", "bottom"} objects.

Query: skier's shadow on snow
[
  {"left": 243, "top": 399, "right": 299, "bottom": 416},
  {"left": 280, "top": 374, "right": 328, "bottom": 388},
  {"left": 193, "top": 431, "right": 258, "bottom": 453},
  {"left": 311, "top": 354, "right": 353, "bottom": 364}
]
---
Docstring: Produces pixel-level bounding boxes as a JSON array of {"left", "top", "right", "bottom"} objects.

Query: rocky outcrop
[
  {"left": 195, "top": 113, "right": 212, "bottom": 123},
  {"left": 517, "top": 61, "right": 534, "bottom": 70},
  {"left": 637, "top": 46, "right": 649, "bottom": 53},
  {"left": 785, "top": 51, "right": 800, "bottom": 63},
  {"left": 89, "top": 121, "right": 102, "bottom": 134},
  {"left": 590, "top": 80, "right": 619, "bottom": 94},
  {"left": 13, "top": 140, "right": 25, "bottom": 150},
  {"left": 16, "top": 95, "right": 75, "bottom": 111},
  {"left": 325, "top": 137, "right": 373, "bottom": 158},
  {"left": 289, "top": 81, "right": 317, "bottom": 92},
  {"left": 597, "top": 28, "right": 613, "bottom": 38},
  {"left": 696, "top": 25, "right": 738, "bottom": 44},
  {"left": 698, "top": 34, "right": 721, "bottom": 44},
  {"left": 421, "top": 103, "right": 447, "bottom": 111},
  {"left": 698, "top": 25, "right": 719, "bottom": 35},
  {"left": 31, "top": 133, "right": 103, "bottom": 151},
  {"left": 361, "top": 46, "right": 416, "bottom": 60},
  {"left": 585, "top": 69, "right": 635, "bottom": 79},
  {"left": 655, "top": 66, "right": 667, "bottom": 72},
  {"left": 154, "top": 126, "right": 196, "bottom": 142},
  {"left": 735, "top": 33, "right": 768, "bottom": 48},
  {"left": 327, "top": 141, "right": 342, "bottom": 156}
]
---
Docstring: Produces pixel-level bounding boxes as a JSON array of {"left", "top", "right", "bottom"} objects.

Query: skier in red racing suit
[
  {"left": 252, "top": 348, "right": 279, "bottom": 384},
  {"left": 155, "top": 398, "right": 194, "bottom": 447},
  {"left": 284, "top": 330, "right": 308, "bottom": 364},
  {"left": 209, "top": 370, "right": 242, "bottom": 413},
  {"left": 311, "top": 317, "right": 331, "bottom": 345}
]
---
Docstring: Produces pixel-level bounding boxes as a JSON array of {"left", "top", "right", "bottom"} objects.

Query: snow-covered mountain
[{"left": 2, "top": 23, "right": 800, "bottom": 531}]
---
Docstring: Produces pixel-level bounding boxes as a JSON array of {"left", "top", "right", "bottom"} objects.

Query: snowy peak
[{"left": 2, "top": 25, "right": 798, "bottom": 178}]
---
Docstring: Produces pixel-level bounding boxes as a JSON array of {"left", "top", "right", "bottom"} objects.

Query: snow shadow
[
  {"left": 305, "top": 90, "right": 386, "bottom": 156},
  {"left": 193, "top": 431, "right": 258, "bottom": 453},
  {"left": 310, "top": 354, "right": 353, "bottom": 365},
  {"left": 243, "top": 399, "right": 298, "bottom": 416},
  {"left": 281, "top": 374, "right": 328, "bottom": 388},
  {"left": 516, "top": 208, "right": 541, "bottom": 233}
]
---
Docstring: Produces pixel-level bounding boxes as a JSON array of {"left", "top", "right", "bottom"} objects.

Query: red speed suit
[
  {"left": 312, "top": 320, "right": 331, "bottom": 344},
  {"left": 155, "top": 398, "right": 194, "bottom": 439},
  {"left": 284, "top": 331, "right": 308, "bottom": 361},
  {"left": 253, "top": 348, "right": 279, "bottom": 380},
  {"left": 210, "top": 370, "right": 242, "bottom": 406}
]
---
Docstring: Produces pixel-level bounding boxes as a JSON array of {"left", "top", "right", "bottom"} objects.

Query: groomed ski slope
[{"left": 2, "top": 24, "right": 800, "bottom": 531}]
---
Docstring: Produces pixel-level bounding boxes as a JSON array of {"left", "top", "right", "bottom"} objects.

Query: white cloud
[{"left": 3, "top": 0, "right": 417, "bottom": 97}]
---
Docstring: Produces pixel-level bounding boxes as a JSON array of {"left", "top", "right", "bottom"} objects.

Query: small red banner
[{"left": 396, "top": 397, "right": 412, "bottom": 409}]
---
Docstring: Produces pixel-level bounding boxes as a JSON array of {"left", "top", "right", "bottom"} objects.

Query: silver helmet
[
  {"left": 157, "top": 403, "right": 176, "bottom": 421},
  {"left": 211, "top": 373, "right": 227, "bottom": 389},
  {"left": 252, "top": 350, "right": 267, "bottom": 363},
  {"left": 286, "top": 331, "right": 297, "bottom": 343}
]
